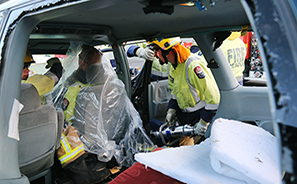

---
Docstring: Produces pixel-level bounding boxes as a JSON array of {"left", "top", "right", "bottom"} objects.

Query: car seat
[
  {"left": 18, "top": 83, "right": 63, "bottom": 183},
  {"left": 148, "top": 80, "right": 171, "bottom": 121}
]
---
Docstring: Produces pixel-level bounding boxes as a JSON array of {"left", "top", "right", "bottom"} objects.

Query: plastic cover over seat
[
  {"left": 18, "top": 83, "right": 63, "bottom": 182},
  {"left": 74, "top": 63, "right": 130, "bottom": 143},
  {"left": 72, "top": 61, "right": 153, "bottom": 166}
]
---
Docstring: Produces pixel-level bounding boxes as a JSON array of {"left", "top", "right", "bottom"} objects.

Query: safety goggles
[
  {"left": 152, "top": 46, "right": 160, "bottom": 53},
  {"left": 79, "top": 55, "right": 90, "bottom": 65}
]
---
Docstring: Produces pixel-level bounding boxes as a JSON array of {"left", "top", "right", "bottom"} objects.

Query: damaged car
[{"left": 0, "top": 0, "right": 296, "bottom": 184}]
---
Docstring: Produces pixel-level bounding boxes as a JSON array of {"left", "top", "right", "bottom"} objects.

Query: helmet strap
[
  {"left": 173, "top": 53, "right": 178, "bottom": 68},
  {"left": 161, "top": 50, "right": 170, "bottom": 64}
]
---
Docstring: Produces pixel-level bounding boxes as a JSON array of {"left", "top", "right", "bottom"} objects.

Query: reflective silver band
[{"left": 151, "top": 70, "right": 168, "bottom": 77}]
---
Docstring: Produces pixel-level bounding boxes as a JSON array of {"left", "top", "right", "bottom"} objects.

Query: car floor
[{"left": 30, "top": 155, "right": 125, "bottom": 184}]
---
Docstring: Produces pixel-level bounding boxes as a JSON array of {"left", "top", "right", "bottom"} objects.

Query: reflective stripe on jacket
[
  {"left": 57, "top": 125, "right": 85, "bottom": 167},
  {"left": 151, "top": 58, "right": 168, "bottom": 77},
  {"left": 167, "top": 54, "right": 220, "bottom": 112}
]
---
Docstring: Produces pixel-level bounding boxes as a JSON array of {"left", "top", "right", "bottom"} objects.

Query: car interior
[{"left": 1, "top": 0, "right": 295, "bottom": 183}]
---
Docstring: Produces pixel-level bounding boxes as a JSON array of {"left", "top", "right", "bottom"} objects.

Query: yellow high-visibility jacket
[
  {"left": 167, "top": 54, "right": 220, "bottom": 112},
  {"left": 62, "top": 82, "right": 89, "bottom": 123},
  {"left": 57, "top": 125, "right": 85, "bottom": 167},
  {"left": 221, "top": 35, "right": 247, "bottom": 81},
  {"left": 151, "top": 58, "right": 168, "bottom": 78},
  {"left": 58, "top": 82, "right": 90, "bottom": 167},
  {"left": 23, "top": 74, "right": 55, "bottom": 96}
]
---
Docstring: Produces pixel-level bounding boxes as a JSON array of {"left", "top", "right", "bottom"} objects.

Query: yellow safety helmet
[
  {"left": 24, "top": 49, "right": 35, "bottom": 64},
  {"left": 148, "top": 37, "right": 181, "bottom": 50},
  {"left": 23, "top": 49, "right": 35, "bottom": 68}
]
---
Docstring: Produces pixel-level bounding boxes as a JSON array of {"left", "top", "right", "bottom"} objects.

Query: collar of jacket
[{"left": 172, "top": 44, "right": 191, "bottom": 64}]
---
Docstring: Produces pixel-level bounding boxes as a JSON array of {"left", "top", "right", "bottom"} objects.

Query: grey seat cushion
[{"left": 18, "top": 105, "right": 57, "bottom": 165}]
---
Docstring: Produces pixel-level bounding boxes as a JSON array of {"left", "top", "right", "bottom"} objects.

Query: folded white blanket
[
  {"left": 210, "top": 118, "right": 281, "bottom": 184},
  {"left": 135, "top": 138, "right": 246, "bottom": 184},
  {"left": 135, "top": 118, "right": 282, "bottom": 184}
]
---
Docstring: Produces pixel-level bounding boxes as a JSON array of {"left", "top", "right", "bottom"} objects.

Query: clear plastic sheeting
[{"left": 53, "top": 42, "right": 154, "bottom": 167}]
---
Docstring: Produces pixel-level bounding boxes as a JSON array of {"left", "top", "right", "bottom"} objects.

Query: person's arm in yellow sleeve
[
  {"left": 26, "top": 57, "right": 63, "bottom": 96},
  {"left": 188, "top": 59, "right": 220, "bottom": 128}
]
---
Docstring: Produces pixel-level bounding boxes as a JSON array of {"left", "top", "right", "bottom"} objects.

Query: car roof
[{"left": 11, "top": 0, "right": 250, "bottom": 54}]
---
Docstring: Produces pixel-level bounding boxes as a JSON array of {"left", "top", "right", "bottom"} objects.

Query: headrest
[
  {"left": 86, "top": 63, "right": 107, "bottom": 84},
  {"left": 19, "top": 83, "right": 41, "bottom": 114}
]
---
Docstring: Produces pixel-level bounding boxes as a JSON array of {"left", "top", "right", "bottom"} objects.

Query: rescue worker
[
  {"left": 22, "top": 50, "right": 35, "bottom": 80},
  {"left": 147, "top": 37, "right": 220, "bottom": 145},
  {"left": 127, "top": 44, "right": 168, "bottom": 81},
  {"left": 62, "top": 44, "right": 103, "bottom": 122},
  {"left": 22, "top": 50, "right": 63, "bottom": 96},
  {"left": 58, "top": 45, "right": 113, "bottom": 184},
  {"left": 220, "top": 31, "right": 247, "bottom": 85}
]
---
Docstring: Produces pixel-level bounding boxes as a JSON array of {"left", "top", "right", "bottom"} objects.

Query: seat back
[
  {"left": 18, "top": 83, "right": 60, "bottom": 180},
  {"left": 148, "top": 80, "right": 171, "bottom": 121}
]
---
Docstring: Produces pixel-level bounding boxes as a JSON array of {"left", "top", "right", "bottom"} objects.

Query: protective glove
[
  {"left": 49, "top": 62, "right": 63, "bottom": 79},
  {"left": 194, "top": 119, "right": 210, "bottom": 136},
  {"left": 45, "top": 57, "right": 61, "bottom": 69},
  {"left": 165, "top": 108, "right": 177, "bottom": 128},
  {"left": 44, "top": 59, "right": 62, "bottom": 85},
  {"left": 136, "top": 47, "right": 154, "bottom": 61}
]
